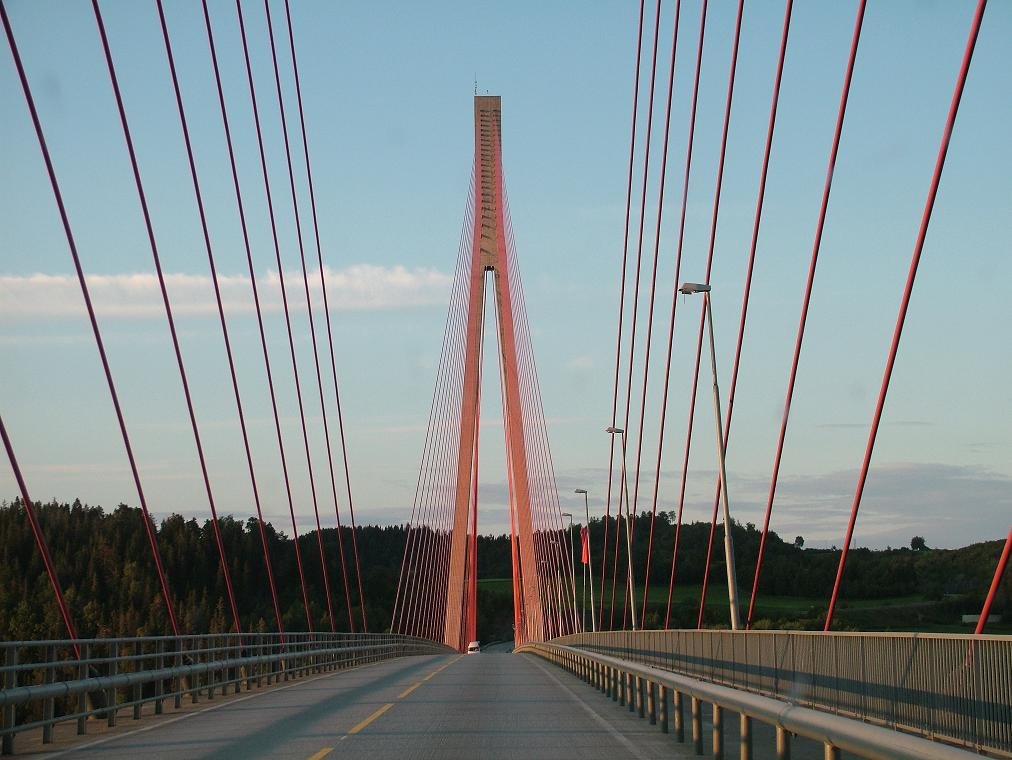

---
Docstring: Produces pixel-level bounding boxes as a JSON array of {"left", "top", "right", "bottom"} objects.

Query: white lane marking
[
  {"left": 526, "top": 655, "right": 654, "bottom": 760},
  {"left": 34, "top": 656, "right": 432, "bottom": 759}
]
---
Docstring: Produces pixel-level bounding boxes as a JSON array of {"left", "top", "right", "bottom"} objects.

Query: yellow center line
[
  {"left": 347, "top": 702, "right": 394, "bottom": 735},
  {"left": 332, "top": 654, "right": 461, "bottom": 748},
  {"left": 422, "top": 654, "right": 462, "bottom": 681},
  {"left": 398, "top": 681, "right": 421, "bottom": 699},
  {"left": 306, "top": 748, "right": 333, "bottom": 760}
]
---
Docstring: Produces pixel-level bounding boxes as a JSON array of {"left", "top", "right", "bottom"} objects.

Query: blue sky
[{"left": 2, "top": 0, "right": 1009, "bottom": 550}]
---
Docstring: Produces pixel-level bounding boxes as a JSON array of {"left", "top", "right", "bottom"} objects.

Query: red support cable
[
  {"left": 976, "top": 527, "right": 1011, "bottom": 635},
  {"left": 280, "top": 0, "right": 368, "bottom": 632},
  {"left": 661, "top": 0, "right": 708, "bottom": 629},
  {"left": 233, "top": 0, "right": 335, "bottom": 633},
  {"left": 617, "top": 0, "right": 664, "bottom": 630},
  {"left": 601, "top": 0, "right": 647, "bottom": 632},
  {"left": 824, "top": 0, "right": 987, "bottom": 631},
  {"left": 393, "top": 195, "right": 471, "bottom": 631},
  {"left": 750, "top": 0, "right": 867, "bottom": 626},
  {"left": 202, "top": 0, "right": 312, "bottom": 632},
  {"left": 260, "top": 0, "right": 351, "bottom": 632},
  {"left": 2, "top": 0, "right": 180, "bottom": 638},
  {"left": 735, "top": 0, "right": 794, "bottom": 629},
  {"left": 155, "top": 0, "right": 284, "bottom": 638},
  {"left": 638, "top": 0, "right": 682, "bottom": 626},
  {"left": 91, "top": 0, "right": 242, "bottom": 636},
  {"left": 1, "top": 416, "right": 79, "bottom": 650},
  {"left": 692, "top": 0, "right": 744, "bottom": 630},
  {"left": 405, "top": 233, "right": 470, "bottom": 637}
]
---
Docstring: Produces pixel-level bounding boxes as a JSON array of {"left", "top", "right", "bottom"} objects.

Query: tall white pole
[
  {"left": 705, "top": 293, "right": 741, "bottom": 630},
  {"left": 583, "top": 491, "right": 596, "bottom": 632},
  {"left": 618, "top": 432, "right": 639, "bottom": 631}
]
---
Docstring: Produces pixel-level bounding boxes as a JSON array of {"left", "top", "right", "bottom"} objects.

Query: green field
[{"left": 476, "top": 578, "right": 1012, "bottom": 633}]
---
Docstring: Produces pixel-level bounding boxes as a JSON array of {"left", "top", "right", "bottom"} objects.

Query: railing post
[
  {"left": 674, "top": 689, "right": 685, "bottom": 742},
  {"left": 42, "top": 644, "right": 56, "bottom": 743},
  {"left": 77, "top": 642, "right": 89, "bottom": 735},
  {"left": 712, "top": 703, "right": 724, "bottom": 760},
  {"left": 132, "top": 640, "right": 142, "bottom": 720},
  {"left": 107, "top": 641, "right": 118, "bottom": 728},
  {"left": 647, "top": 680, "right": 656, "bottom": 725},
  {"left": 2, "top": 646, "right": 16, "bottom": 755},
  {"left": 691, "top": 696, "right": 703, "bottom": 755},
  {"left": 618, "top": 669, "right": 625, "bottom": 705},
  {"left": 822, "top": 744, "right": 840, "bottom": 760},
  {"left": 659, "top": 684, "right": 669, "bottom": 734},
  {"left": 154, "top": 639, "right": 164, "bottom": 715},
  {"left": 174, "top": 638, "right": 184, "bottom": 709},
  {"left": 776, "top": 726, "right": 791, "bottom": 760},
  {"left": 636, "top": 676, "right": 645, "bottom": 718},
  {"left": 739, "top": 714, "right": 752, "bottom": 760}
]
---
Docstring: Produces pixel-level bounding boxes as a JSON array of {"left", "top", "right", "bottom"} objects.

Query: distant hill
[{"left": 1, "top": 499, "right": 1007, "bottom": 640}]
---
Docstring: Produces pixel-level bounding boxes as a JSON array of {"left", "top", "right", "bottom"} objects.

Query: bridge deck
[{"left": 24, "top": 652, "right": 829, "bottom": 759}]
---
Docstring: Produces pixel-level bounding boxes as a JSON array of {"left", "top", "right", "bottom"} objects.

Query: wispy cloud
[{"left": 0, "top": 264, "right": 452, "bottom": 319}]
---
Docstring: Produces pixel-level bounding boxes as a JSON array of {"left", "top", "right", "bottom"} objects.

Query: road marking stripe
[
  {"left": 421, "top": 654, "right": 461, "bottom": 681},
  {"left": 307, "top": 748, "right": 333, "bottom": 760},
  {"left": 398, "top": 681, "right": 421, "bottom": 698},
  {"left": 34, "top": 657, "right": 398, "bottom": 760},
  {"left": 526, "top": 654, "right": 651, "bottom": 760},
  {"left": 347, "top": 702, "right": 394, "bottom": 735}
]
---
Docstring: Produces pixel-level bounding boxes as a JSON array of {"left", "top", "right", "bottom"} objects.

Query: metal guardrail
[
  {"left": 520, "top": 641, "right": 984, "bottom": 760},
  {"left": 0, "top": 632, "right": 452, "bottom": 755},
  {"left": 550, "top": 630, "right": 1012, "bottom": 758}
]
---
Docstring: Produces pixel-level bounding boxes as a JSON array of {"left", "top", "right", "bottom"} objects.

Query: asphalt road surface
[{"left": 32, "top": 652, "right": 831, "bottom": 760}]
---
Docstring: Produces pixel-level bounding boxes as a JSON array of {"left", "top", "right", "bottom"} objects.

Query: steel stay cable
[
  {"left": 750, "top": 0, "right": 868, "bottom": 628},
  {"left": 616, "top": 0, "right": 663, "bottom": 629},
  {"left": 416, "top": 236, "right": 470, "bottom": 638},
  {"left": 639, "top": 0, "right": 683, "bottom": 624},
  {"left": 506, "top": 215, "right": 579, "bottom": 635},
  {"left": 734, "top": 0, "right": 795, "bottom": 630},
  {"left": 426, "top": 215, "right": 473, "bottom": 640},
  {"left": 155, "top": 0, "right": 284, "bottom": 637},
  {"left": 502, "top": 191, "right": 577, "bottom": 634},
  {"left": 233, "top": 0, "right": 336, "bottom": 632},
  {"left": 1, "top": 0, "right": 180, "bottom": 637},
  {"left": 692, "top": 0, "right": 745, "bottom": 629},
  {"left": 260, "top": 0, "right": 351, "bottom": 632},
  {"left": 661, "top": 0, "right": 709, "bottom": 628},
  {"left": 403, "top": 214, "right": 471, "bottom": 636},
  {"left": 824, "top": 0, "right": 987, "bottom": 631},
  {"left": 280, "top": 0, "right": 367, "bottom": 630},
  {"left": 418, "top": 200, "right": 473, "bottom": 638},
  {"left": 201, "top": 0, "right": 312, "bottom": 631},
  {"left": 91, "top": 0, "right": 243, "bottom": 636},
  {"left": 1, "top": 415, "right": 80, "bottom": 650},
  {"left": 392, "top": 183, "right": 472, "bottom": 630},
  {"left": 601, "top": 0, "right": 648, "bottom": 632}
]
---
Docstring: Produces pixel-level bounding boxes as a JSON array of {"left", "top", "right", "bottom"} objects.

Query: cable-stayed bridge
[{"left": 1, "top": 1, "right": 1009, "bottom": 758}]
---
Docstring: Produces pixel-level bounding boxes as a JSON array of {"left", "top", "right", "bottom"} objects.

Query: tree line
[{"left": 0, "top": 499, "right": 1006, "bottom": 640}]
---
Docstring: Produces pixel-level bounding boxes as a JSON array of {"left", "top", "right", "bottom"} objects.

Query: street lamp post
[
  {"left": 575, "top": 489, "right": 596, "bottom": 632},
  {"left": 606, "top": 426, "right": 638, "bottom": 631},
  {"left": 561, "top": 512, "right": 579, "bottom": 634},
  {"left": 678, "top": 283, "right": 741, "bottom": 630}
]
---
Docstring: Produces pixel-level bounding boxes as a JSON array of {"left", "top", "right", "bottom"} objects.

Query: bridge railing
[
  {"left": 0, "top": 632, "right": 451, "bottom": 755},
  {"left": 550, "top": 629, "right": 1012, "bottom": 757}
]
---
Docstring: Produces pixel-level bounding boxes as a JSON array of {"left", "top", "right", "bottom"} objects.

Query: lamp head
[
  {"left": 606, "top": 426, "right": 625, "bottom": 434},
  {"left": 679, "top": 282, "right": 711, "bottom": 295},
  {"left": 574, "top": 488, "right": 587, "bottom": 494}
]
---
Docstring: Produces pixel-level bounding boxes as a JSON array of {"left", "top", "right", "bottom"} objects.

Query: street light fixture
[
  {"left": 561, "top": 512, "right": 578, "bottom": 634},
  {"left": 679, "top": 282, "right": 741, "bottom": 630},
  {"left": 605, "top": 425, "right": 638, "bottom": 631},
  {"left": 574, "top": 488, "right": 595, "bottom": 632}
]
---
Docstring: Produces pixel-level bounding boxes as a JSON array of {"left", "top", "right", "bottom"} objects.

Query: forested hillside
[{"left": 1, "top": 499, "right": 1006, "bottom": 640}]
